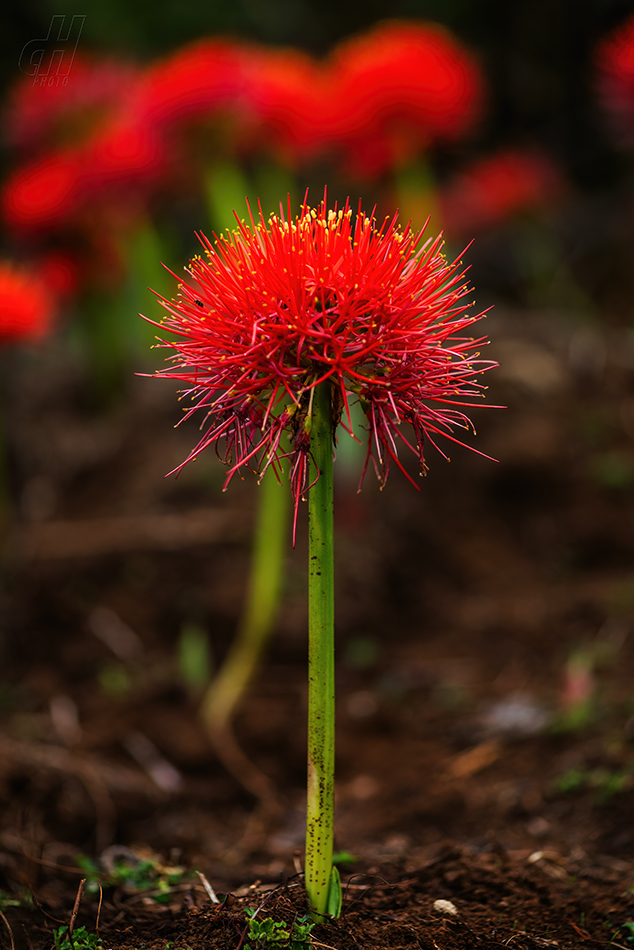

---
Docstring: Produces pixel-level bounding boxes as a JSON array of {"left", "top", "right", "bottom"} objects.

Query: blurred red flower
[
  {"left": 38, "top": 251, "right": 80, "bottom": 300},
  {"left": 82, "top": 118, "right": 170, "bottom": 197},
  {"left": 135, "top": 38, "right": 249, "bottom": 131},
  {"left": 1, "top": 148, "right": 84, "bottom": 233},
  {"left": 440, "top": 149, "right": 565, "bottom": 235},
  {"left": 595, "top": 14, "right": 634, "bottom": 143},
  {"left": 5, "top": 54, "right": 141, "bottom": 153},
  {"left": 2, "top": 118, "right": 169, "bottom": 238},
  {"left": 241, "top": 47, "right": 329, "bottom": 166},
  {"left": 326, "top": 21, "right": 484, "bottom": 178},
  {"left": 152, "top": 197, "right": 494, "bottom": 529},
  {"left": 0, "top": 262, "right": 55, "bottom": 344}
]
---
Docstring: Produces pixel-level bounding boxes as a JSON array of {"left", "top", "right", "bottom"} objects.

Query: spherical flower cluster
[
  {"left": 135, "top": 38, "right": 250, "bottom": 130},
  {"left": 1, "top": 149, "right": 84, "bottom": 233},
  {"left": 1, "top": 22, "right": 486, "bottom": 250},
  {"left": 595, "top": 14, "right": 634, "bottom": 144},
  {"left": 0, "top": 262, "right": 55, "bottom": 345},
  {"left": 440, "top": 149, "right": 565, "bottom": 236},
  {"left": 326, "top": 22, "right": 484, "bottom": 178},
  {"left": 241, "top": 48, "right": 330, "bottom": 167},
  {"left": 82, "top": 118, "right": 170, "bottom": 196},
  {"left": 153, "top": 198, "right": 494, "bottom": 527},
  {"left": 2, "top": 119, "right": 169, "bottom": 237},
  {"left": 38, "top": 251, "right": 79, "bottom": 301}
]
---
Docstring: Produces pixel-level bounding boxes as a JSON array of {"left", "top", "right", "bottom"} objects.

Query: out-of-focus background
[{"left": 2, "top": 0, "right": 634, "bottom": 896}]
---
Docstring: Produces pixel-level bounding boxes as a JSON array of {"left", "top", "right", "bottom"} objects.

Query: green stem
[
  {"left": 394, "top": 159, "right": 441, "bottom": 233},
  {"left": 205, "top": 163, "right": 252, "bottom": 231},
  {"left": 77, "top": 290, "right": 128, "bottom": 406},
  {"left": 200, "top": 467, "right": 289, "bottom": 732},
  {"left": 305, "top": 381, "right": 335, "bottom": 919}
]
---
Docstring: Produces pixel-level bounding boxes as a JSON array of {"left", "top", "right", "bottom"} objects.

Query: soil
[{"left": 1, "top": 295, "right": 634, "bottom": 948}]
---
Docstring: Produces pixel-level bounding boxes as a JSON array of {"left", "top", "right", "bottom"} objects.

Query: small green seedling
[
  {"left": 0, "top": 887, "right": 32, "bottom": 911},
  {"left": 54, "top": 925, "right": 102, "bottom": 950},
  {"left": 245, "top": 916, "right": 291, "bottom": 949},
  {"left": 76, "top": 853, "right": 186, "bottom": 903},
  {"left": 554, "top": 766, "right": 633, "bottom": 803},
  {"left": 617, "top": 921, "right": 634, "bottom": 944},
  {"left": 288, "top": 918, "right": 315, "bottom": 950},
  {"left": 244, "top": 908, "right": 314, "bottom": 950}
]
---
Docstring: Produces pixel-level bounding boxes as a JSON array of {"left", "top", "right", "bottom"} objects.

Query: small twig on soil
[
  {"left": 95, "top": 884, "right": 103, "bottom": 935},
  {"left": 245, "top": 887, "right": 276, "bottom": 919},
  {"left": 19, "top": 921, "right": 34, "bottom": 950},
  {"left": 26, "top": 888, "right": 66, "bottom": 926},
  {"left": 234, "top": 883, "right": 281, "bottom": 950},
  {"left": 340, "top": 873, "right": 398, "bottom": 915},
  {"left": 196, "top": 870, "right": 220, "bottom": 904},
  {"left": 565, "top": 917, "right": 594, "bottom": 940},
  {"left": 20, "top": 854, "right": 85, "bottom": 875},
  {"left": 0, "top": 908, "right": 15, "bottom": 950},
  {"left": 231, "top": 880, "right": 303, "bottom": 897},
  {"left": 68, "top": 878, "right": 86, "bottom": 946}
]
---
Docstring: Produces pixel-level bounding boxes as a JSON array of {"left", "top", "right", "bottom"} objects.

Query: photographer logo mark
[{"left": 19, "top": 15, "right": 85, "bottom": 87}]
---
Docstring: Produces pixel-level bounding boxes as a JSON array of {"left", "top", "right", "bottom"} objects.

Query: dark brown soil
[
  {"left": 1, "top": 303, "right": 634, "bottom": 947},
  {"left": 5, "top": 845, "right": 634, "bottom": 949}
]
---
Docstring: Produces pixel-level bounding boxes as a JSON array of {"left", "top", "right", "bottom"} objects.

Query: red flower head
[
  {"left": 440, "top": 149, "right": 565, "bottom": 236},
  {"left": 38, "top": 251, "right": 80, "bottom": 301},
  {"left": 2, "top": 120, "right": 169, "bottom": 239},
  {"left": 0, "top": 261, "right": 55, "bottom": 344},
  {"left": 1, "top": 147, "right": 84, "bottom": 234},
  {"left": 135, "top": 38, "right": 249, "bottom": 131},
  {"left": 241, "top": 47, "right": 330, "bottom": 166},
  {"left": 152, "top": 196, "right": 495, "bottom": 535},
  {"left": 326, "top": 21, "right": 484, "bottom": 179},
  {"left": 595, "top": 14, "right": 634, "bottom": 144},
  {"left": 82, "top": 117, "right": 170, "bottom": 200},
  {"left": 5, "top": 54, "right": 141, "bottom": 153}
]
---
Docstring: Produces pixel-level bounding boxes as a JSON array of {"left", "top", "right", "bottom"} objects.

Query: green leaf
[
  {"left": 332, "top": 850, "right": 357, "bottom": 867},
  {"left": 54, "top": 925, "right": 102, "bottom": 950},
  {"left": 326, "top": 865, "right": 342, "bottom": 919}
]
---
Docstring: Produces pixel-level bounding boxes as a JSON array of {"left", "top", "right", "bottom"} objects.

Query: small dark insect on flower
[{"left": 151, "top": 195, "right": 497, "bottom": 532}]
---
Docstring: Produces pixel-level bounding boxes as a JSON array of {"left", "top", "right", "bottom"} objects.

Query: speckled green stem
[{"left": 306, "top": 380, "right": 335, "bottom": 919}]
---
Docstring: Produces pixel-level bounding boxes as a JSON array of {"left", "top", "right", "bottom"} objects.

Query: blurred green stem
[
  {"left": 394, "top": 160, "right": 441, "bottom": 233},
  {"left": 76, "top": 221, "right": 172, "bottom": 405},
  {"left": 305, "top": 381, "right": 336, "bottom": 920},
  {"left": 205, "top": 163, "right": 251, "bottom": 231},
  {"left": 201, "top": 467, "right": 289, "bottom": 734},
  {"left": 79, "top": 291, "right": 129, "bottom": 404},
  {"left": 205, "top": 161, "right": 296, "bottom": 232},
  {"left": 125, "top": 221, "right": 175, "bottom": 360}
]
